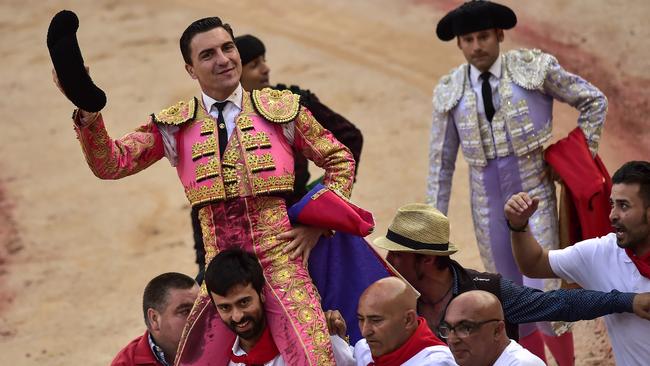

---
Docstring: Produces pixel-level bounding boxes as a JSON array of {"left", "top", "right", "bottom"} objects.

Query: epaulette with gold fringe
[
  {"left": 251, "top": 88, "right": 301, "bottom": 124},
  {"left": 153, "top": 97, "right": 198, "bottom": 125}
]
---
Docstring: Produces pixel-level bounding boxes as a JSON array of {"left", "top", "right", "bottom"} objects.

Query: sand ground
[{"left": 1, "top": 0, "right": 648, "bottom": 365}]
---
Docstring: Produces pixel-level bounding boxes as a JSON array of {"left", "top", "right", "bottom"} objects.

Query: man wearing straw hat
[{"left": 372, "top": 203, "right": 650, "bottom": 345}]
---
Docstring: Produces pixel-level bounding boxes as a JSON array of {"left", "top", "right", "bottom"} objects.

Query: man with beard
[
  {"left": 372, "top": 202, "right": 650, "bottom": 359},
  {"left": 205, "top": 248, "right": 355, "bottom": 366},
  {"left": 426, "top": 1, "right": 608, "bottom": 362},
  {"left": 507, "top": 161, "right": 650, "bottom": 365}
]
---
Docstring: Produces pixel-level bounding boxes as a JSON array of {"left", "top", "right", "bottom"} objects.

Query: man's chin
[{"left": 451, "top": 350, "right": 470, "bottom": 364}]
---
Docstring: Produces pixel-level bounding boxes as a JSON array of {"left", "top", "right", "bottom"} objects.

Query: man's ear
[
  {"left": 494, "top": 321, "right": 506, "bottom": 338},
  {"left": 456, "top": 37, "right": 462, "bottom": 50},
  {"left": 147, "top": 308, "right": 161, "bottom": 332},
  {"left": 260, "top": 292, "right": 266, "bottom": 304},
  {"left": 497, "top": 29, "right": 505, "bottom": 43},
  {"left": 185, "top": 63, "right": 197, "bottom": 80},
  {"left": 404, "top": 309, "right": 418, "bottom": 329}
]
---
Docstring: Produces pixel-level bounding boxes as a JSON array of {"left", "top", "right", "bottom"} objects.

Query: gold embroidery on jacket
[
  {"left": 185, "top": 182, "right": 226, "bottom": 207},
  {"left": 252, "top": 88, "right": 300, "bottom": 123},
  {"left": 247, "top": 153, "right": 276, "bottom": 173},
  {"left": 191, "top": 135, "right": 217, "bottom": 160},
  {"left": 195, "top": 157, "right": 220, "bottom": 181},
  {"left": 155, "top": 98, "right": 197, "bottom": 125},
  {"left": 200, "top": 118, "right": 216, "bottom": 135},
  {"left": 236, "top": 115, "right": 254, "bottom": 130},
  {"left": 241, "top": 131, "right": 272, "bottom": 151},
  {"left": 252, "top": 174, "right": 295, "bottom": 195}
]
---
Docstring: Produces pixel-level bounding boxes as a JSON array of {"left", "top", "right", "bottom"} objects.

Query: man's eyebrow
[
  {"left": 198, "top": 47, "right": 214, "bottom": 56},
  {"left": 176, "top": 302, "right": 194, "bottom": 310}
]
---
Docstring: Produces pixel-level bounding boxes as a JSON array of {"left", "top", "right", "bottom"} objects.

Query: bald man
[
  {"left": 442, "top": 291, "right": 543, "bottom": 366},
  {"left": 354, "top": 277, "right": 457, "bottom": 365}
]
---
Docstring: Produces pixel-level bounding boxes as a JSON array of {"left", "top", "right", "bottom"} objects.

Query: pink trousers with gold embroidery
[{"left": 175, "top": 197, "right": 334, "bottom": 366}]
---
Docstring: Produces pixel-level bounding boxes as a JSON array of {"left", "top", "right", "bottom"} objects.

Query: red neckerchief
[
  {"left": 626, "top": 248, "right": 650, "bottom": 279},
  {"left": 229, "top": 325, "right": 279, "bottom": 366},
  {"left": 368, "top": 317, "right": 446, "bottom": 366}
]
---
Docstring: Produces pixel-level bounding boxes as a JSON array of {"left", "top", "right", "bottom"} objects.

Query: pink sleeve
[
  {"left": 292, "top": 107, "right": 356, "bottom": 198},
  {"left": 74, "top": 113, "right": 165, "bottom": 179}
]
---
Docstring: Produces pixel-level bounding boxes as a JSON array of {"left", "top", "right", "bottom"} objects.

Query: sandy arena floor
[{"left": 1, "top": 0, "right": 649, "bottom": 365}]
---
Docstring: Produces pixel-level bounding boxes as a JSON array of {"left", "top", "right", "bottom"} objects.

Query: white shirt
[
  {"left": 548, "top": 233, "right": 650, "bottom": 366},
  {"left": 493, "top": 340, "right": 545, "bottom": 366},
  {"left": 353, "top": 339, "right": 457, "bottom": 366},
  {"left": 228, "top": 334, "right": 353, "bottom": 366},
  {"left": 469, "top": 56, "right": 502, "bottom": 117},
  {"left": 201, "top": 85, "right": 244, "bottom": 139}
]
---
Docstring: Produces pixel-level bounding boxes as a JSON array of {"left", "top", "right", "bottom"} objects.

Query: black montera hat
[
  {"left": 47, "top": 10, "right": 107, "bottom": 112},
  {"left": 234, "top": 34, "right": 266, "bottom": 66},
  {"left": 436, "top": 0, "right": 517, "bottom": 41}
]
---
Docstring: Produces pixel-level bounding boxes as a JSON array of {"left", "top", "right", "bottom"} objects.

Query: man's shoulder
[
  {"left": 110, "top": 331, "right": 160, "bottom": 366},
  {"left": 432, "top": 64, "right": 467, "bottom": 113},
  {"left": 570, "top": 233, "right": 618, "bottom": 253},
  {"left": 406, "top": 345, "right": 456, "bottom": 365},
  {"left": 352, "top": 339, "right": 372, "bottom": 365},
  {"left": 251, "top": 87, "right": 301, "bottom": 124},
  {"left": 495, "top": 340, "right": 545, "bottom": 366},
  {"left": 503, "top": 48, "right": 558, "bottom": 90},
  {"left": 153, "top": 97, "right": 198, "bottom": 126}
]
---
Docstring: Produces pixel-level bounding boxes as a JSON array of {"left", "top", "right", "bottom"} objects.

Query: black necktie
[
  {"left": 214, "top": 101, "right": 228, "bottom": 158},
  {"left": 480, "top": 72, "right": 495, "bottom": 122}
]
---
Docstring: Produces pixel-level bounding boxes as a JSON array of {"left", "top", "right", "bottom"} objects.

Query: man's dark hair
[
  {"left": 205, "top": 248, "right": 265, "bottom": 297},
  {"left": 142, "top": 272, "right": 196, "bottom": 328},
  {"left": 179, "top": 17, "right": 235, "bottom": 65},
  {"left": 612, "top": 161, "right": 650, "bottom": 207}
]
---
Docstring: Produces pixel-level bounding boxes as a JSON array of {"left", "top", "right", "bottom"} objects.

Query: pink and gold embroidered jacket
[{"left": 73, "top": 88, "right": 355, "bottom": 204}]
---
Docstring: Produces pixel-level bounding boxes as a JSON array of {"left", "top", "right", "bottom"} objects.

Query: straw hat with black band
[{"left": 373, "top": 203, "right": 458, "bottom": 256}]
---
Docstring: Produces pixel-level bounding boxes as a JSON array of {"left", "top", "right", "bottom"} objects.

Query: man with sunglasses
[{"left": 441, "top": 290, "right": 544, "bottom": 366}]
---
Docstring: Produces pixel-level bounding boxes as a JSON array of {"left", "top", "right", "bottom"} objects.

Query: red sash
[
  {"left": 229, "top": 325, "right": 279, "bottom": 366},
  {"left": 368, "top": 317, "right": 446, "bottom": 366},
  {"left": 626, "top": 248, "right": 650, "bottom": 279}
]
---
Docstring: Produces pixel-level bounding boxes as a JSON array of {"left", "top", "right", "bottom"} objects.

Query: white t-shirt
[
  {"left": 228, "top": 334, "right": 353, "bottom": 366},
  {"left": 353, "top": 339, "right": 457, "bottom": 366},
  {"left": 493, "top": 340, "right": 545, "bottom": 366},
  {"left": 548, "top": 233, "right": 650, "bottom": 366}
]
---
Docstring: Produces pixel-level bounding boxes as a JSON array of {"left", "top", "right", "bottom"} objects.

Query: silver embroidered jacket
[{"left": 426, "top": 48, "right": 607, "bottom": 212}]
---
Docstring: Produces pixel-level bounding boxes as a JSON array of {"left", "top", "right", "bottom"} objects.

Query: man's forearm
[
  {"left": 510, "top": 229, "right": 555, "bottom": 278},
  {"left": 501, "top": 279, "right": 635, "bottom": 323}
]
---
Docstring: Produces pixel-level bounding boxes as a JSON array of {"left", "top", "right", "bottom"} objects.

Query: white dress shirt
[{"left": 469, "top": 56, "right": 502, "bottom": 116}]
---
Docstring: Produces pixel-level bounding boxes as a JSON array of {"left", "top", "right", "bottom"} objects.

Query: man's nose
[
  {"left": 232, "top": 308, "right": 244, "bottom": 322},
  {"left": 215, "top": 50, "right": 229, "bottom": 65},
  {"left": 609, "top": 207, "right": 618, "bottom": 222},
  {"left": 360, "top": 321, "right": 373, "bottom": 337},
  {"left": 447, "top": 331, "right": 461, "bottom": 345}
]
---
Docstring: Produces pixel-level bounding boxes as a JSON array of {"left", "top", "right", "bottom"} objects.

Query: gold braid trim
[
  {"left": 153, "top": 97, "right": 198, "bottom": 125},
  {"left": 251, "top": 88, "right": 300, "bottom": 123}
]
